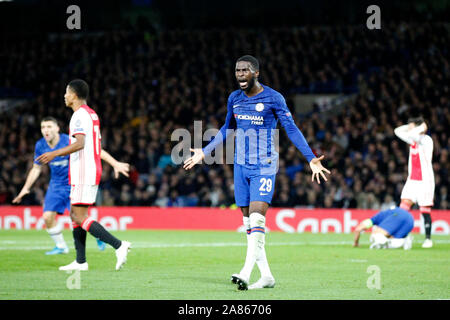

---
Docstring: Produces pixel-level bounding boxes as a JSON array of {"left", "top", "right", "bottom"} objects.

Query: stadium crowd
[{"left": 0, "top": 22, "right": 449, "bottom": 209}]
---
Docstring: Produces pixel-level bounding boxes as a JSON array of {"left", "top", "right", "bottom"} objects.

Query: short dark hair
[
  {"left": 407, "top": 116, "right": 424, "bottom": 126},
  {"left": 237, "top": 55, "right": 259, "bottom": 71},
  {"left": 41, "top": 116, "right": 59, "bottom": 125},
  {"left": 68, "top": 79, "right": 89, "bottom": 100}
]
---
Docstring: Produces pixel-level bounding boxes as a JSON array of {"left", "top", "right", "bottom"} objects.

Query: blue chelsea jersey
[
  {"left": 203, "top": 84, "right": 316, "bottom": 173},
  {"left": 371, "top": 207, "right": 411, "bottom": 225},
  {"left": 34, "top": 134, "right": 70, "bottom": 186}
]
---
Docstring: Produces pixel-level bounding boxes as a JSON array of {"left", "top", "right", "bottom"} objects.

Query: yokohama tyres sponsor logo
[
  {"left": 236, "top": 115, "right": 264, "bottom": 121},
  {"left": 0, "top": 207, "right": 449, "bottom": 234}
]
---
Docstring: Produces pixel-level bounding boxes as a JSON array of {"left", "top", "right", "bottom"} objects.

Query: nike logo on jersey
[{"left": 233, "top": 104, "right": 240, "bottom": 108}]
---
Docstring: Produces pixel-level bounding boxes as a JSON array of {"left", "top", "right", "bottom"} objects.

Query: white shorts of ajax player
[
  {"left": 401, "top": 179, "right": 434, "bottom": 207},
  {"left": 70, "top": 184, "right": 99, "bottom": 205}
]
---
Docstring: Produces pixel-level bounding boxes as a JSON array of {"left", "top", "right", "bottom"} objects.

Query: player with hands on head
[{"left": 394, "top": 117, "right": 435, "bottom": 248}]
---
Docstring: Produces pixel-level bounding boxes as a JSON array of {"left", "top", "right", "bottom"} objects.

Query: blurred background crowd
[{"left": 0, "top": 1, "right": 449, "bottom": 210}]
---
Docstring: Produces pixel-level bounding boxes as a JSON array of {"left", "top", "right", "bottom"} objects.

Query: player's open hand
[
  {"left": 35, "top": 151, "right": 56, "bottom": 165},
  {"left": 309, "top": 155, "right": 330, "bottom": 184},
  {"left": 113, "top": 162, "right": 130, "bottom": 179},
  {"left": 12, "top": 189, "right": 29, "bottom": 204},
  {"left": 183, "top": 148, "right": 205, "bottom": 170}
]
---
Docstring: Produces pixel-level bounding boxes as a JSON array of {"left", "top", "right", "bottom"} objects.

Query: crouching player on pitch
[{"left": 353, "top": 206, "right": 414, "bottom": 250}]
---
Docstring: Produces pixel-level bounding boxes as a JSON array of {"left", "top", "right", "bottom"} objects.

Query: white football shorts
[
  {"left": 400, "top": 179, "right": 434, "bottom": 207},
  {"left": 70, "top": 184, "right": 99, "bottom": 205}
]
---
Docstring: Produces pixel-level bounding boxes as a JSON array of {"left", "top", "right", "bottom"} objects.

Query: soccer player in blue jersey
[
  {"left": 13, "top": 116, "right": 129, "bottom": 254},
  {"left": 353, "top": 206, "right": 414, "bottom": 249},
  {"left": 184, "top": 55, "right": 330, "bottom": 290}
]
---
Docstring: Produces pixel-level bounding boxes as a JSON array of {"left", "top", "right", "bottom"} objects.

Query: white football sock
[
  {"left": 240, "top": 212, "right": 270, "bottom": 280},
  {"left": 387, "top": 238, "right": 405, "bottom": 249},
  {"left": 243, "top": 216, "right": 250, "bottom": 234},
  {"left": 47, "top": 223, "right": 67, "bottom": 249},
  {"left": 243, "top": 216, "right": 271, "bottom": 277},
  {"left": 244, "top": 215, "right": 273, "bottom": 279},
  {"left": 370, "top": 233, "right": 389, "bottom": 248}
]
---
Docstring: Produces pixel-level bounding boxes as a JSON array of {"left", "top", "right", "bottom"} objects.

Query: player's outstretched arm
[
  {"left": 183, "top": 148, "right": 205, "bottom": 170},
  {"left": 36, "top": 134, "right": 85, "bottom": 164},
  {"left": 353, "top": 219, "right": 373, "bottom": 247},
  {"left": 309, "top": 155, "right": 331, "bottom": 184},
  {"left": 100, "top": 149, "right": 130, "bottom": 178},
  {"left": 12, "top": 164, "right": 42, "bottom": 203}
]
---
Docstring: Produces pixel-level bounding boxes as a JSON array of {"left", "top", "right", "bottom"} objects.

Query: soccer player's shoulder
[
  {"left": 422, "top": 134, "right": 433, "bottom": 144},
  {"left": 228, "top": 89, "right": 241, "bottom": 101},
  {"left": 35, "top": 137, "right": 46, "bottom": 149},
  {"left": 73, "top": 107, "right": 92, "bottom": 122},
  {"left": 265, "top": 86, "right": 285, "bottom": 104},
  {"left": 60, "top": 133, "right": 70, "bottom": 143}
]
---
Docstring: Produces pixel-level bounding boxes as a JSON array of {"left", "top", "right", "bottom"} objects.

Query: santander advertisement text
[{"left": 0, "top": 206, "right": 449, "bottom": 235}]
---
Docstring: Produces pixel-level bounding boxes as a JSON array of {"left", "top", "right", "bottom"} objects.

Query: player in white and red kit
[
  {"left": 68, "top": 99, "right": 103, "bottom": 205},
  {"left": 37, "top": 79, "right": 131, "bottom": 270},
  {"left": 394, "top": 117, "right": 435, "bottom": 248}
]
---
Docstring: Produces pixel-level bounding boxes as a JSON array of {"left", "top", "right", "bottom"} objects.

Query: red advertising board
[{"left": 0, "top": 206, "right": 449, "bottom": 234}]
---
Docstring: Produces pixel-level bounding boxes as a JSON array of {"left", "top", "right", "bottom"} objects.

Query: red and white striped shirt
[
  {"left": 69, "top": 105, "right": 102, "bottom": 185},
  {"left": 394, "top": 123, "right": 434, "bottom": 183}
]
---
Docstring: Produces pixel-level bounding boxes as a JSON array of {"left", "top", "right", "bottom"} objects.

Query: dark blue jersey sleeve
[
  {"left": 272, "top": 94, "right": 316, "bottom": 163},
  {"left": 202, "top": 93, "right": 237, "bottom": 156}
]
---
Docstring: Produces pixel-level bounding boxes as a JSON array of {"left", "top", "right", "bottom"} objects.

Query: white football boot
[
  {"left": 59, "top": 260, "right": 88, "bottom": 271},
  {"left": 422, "top": 239, "right": 433, "bottom": 248},
  {"left": 248, "top": 276, "right": 276, "bottom": 290},
  {"left": 115, "top": 241, "right": 131, "bottom": 270},
  {"left": 369, "top": 233, "right": 388, "bottom": 249},
  {"left": 403, "top": 235, "right": 413, "bottom": 250}
]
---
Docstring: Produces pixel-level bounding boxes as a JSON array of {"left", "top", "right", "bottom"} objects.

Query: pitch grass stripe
[{"left": 1, "top": 239, "right": 450, "bottom": 250}]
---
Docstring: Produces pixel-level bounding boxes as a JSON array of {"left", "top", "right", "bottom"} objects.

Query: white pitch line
[{"left": 1, "top": 239, "right": 450, "bottom": 250}]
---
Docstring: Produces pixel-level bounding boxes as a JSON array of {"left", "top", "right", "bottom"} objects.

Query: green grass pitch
[{"left": 0, "top": 230, "right": 449, "bottom": 300}]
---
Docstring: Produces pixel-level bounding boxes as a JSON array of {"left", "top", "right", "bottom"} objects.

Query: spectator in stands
[{"left": 1, "top": 23, "right": 449, "bottom": 209}]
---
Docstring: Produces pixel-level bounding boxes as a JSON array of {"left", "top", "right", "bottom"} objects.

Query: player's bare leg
[
  {"left": 399, "top": 199, "right": 413, "bottom": 211},
  {"left": 43, "top": 211, "right": 69, "bottom": 255},
  {"left": 72, "top": 204, "right": 131, "bottom": 270},
  {"left": 401, "top": 199, "right": 433, "bottom": 248},
  {"left": 60, "top": 205, "right": 131, "bottom": 271}
]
